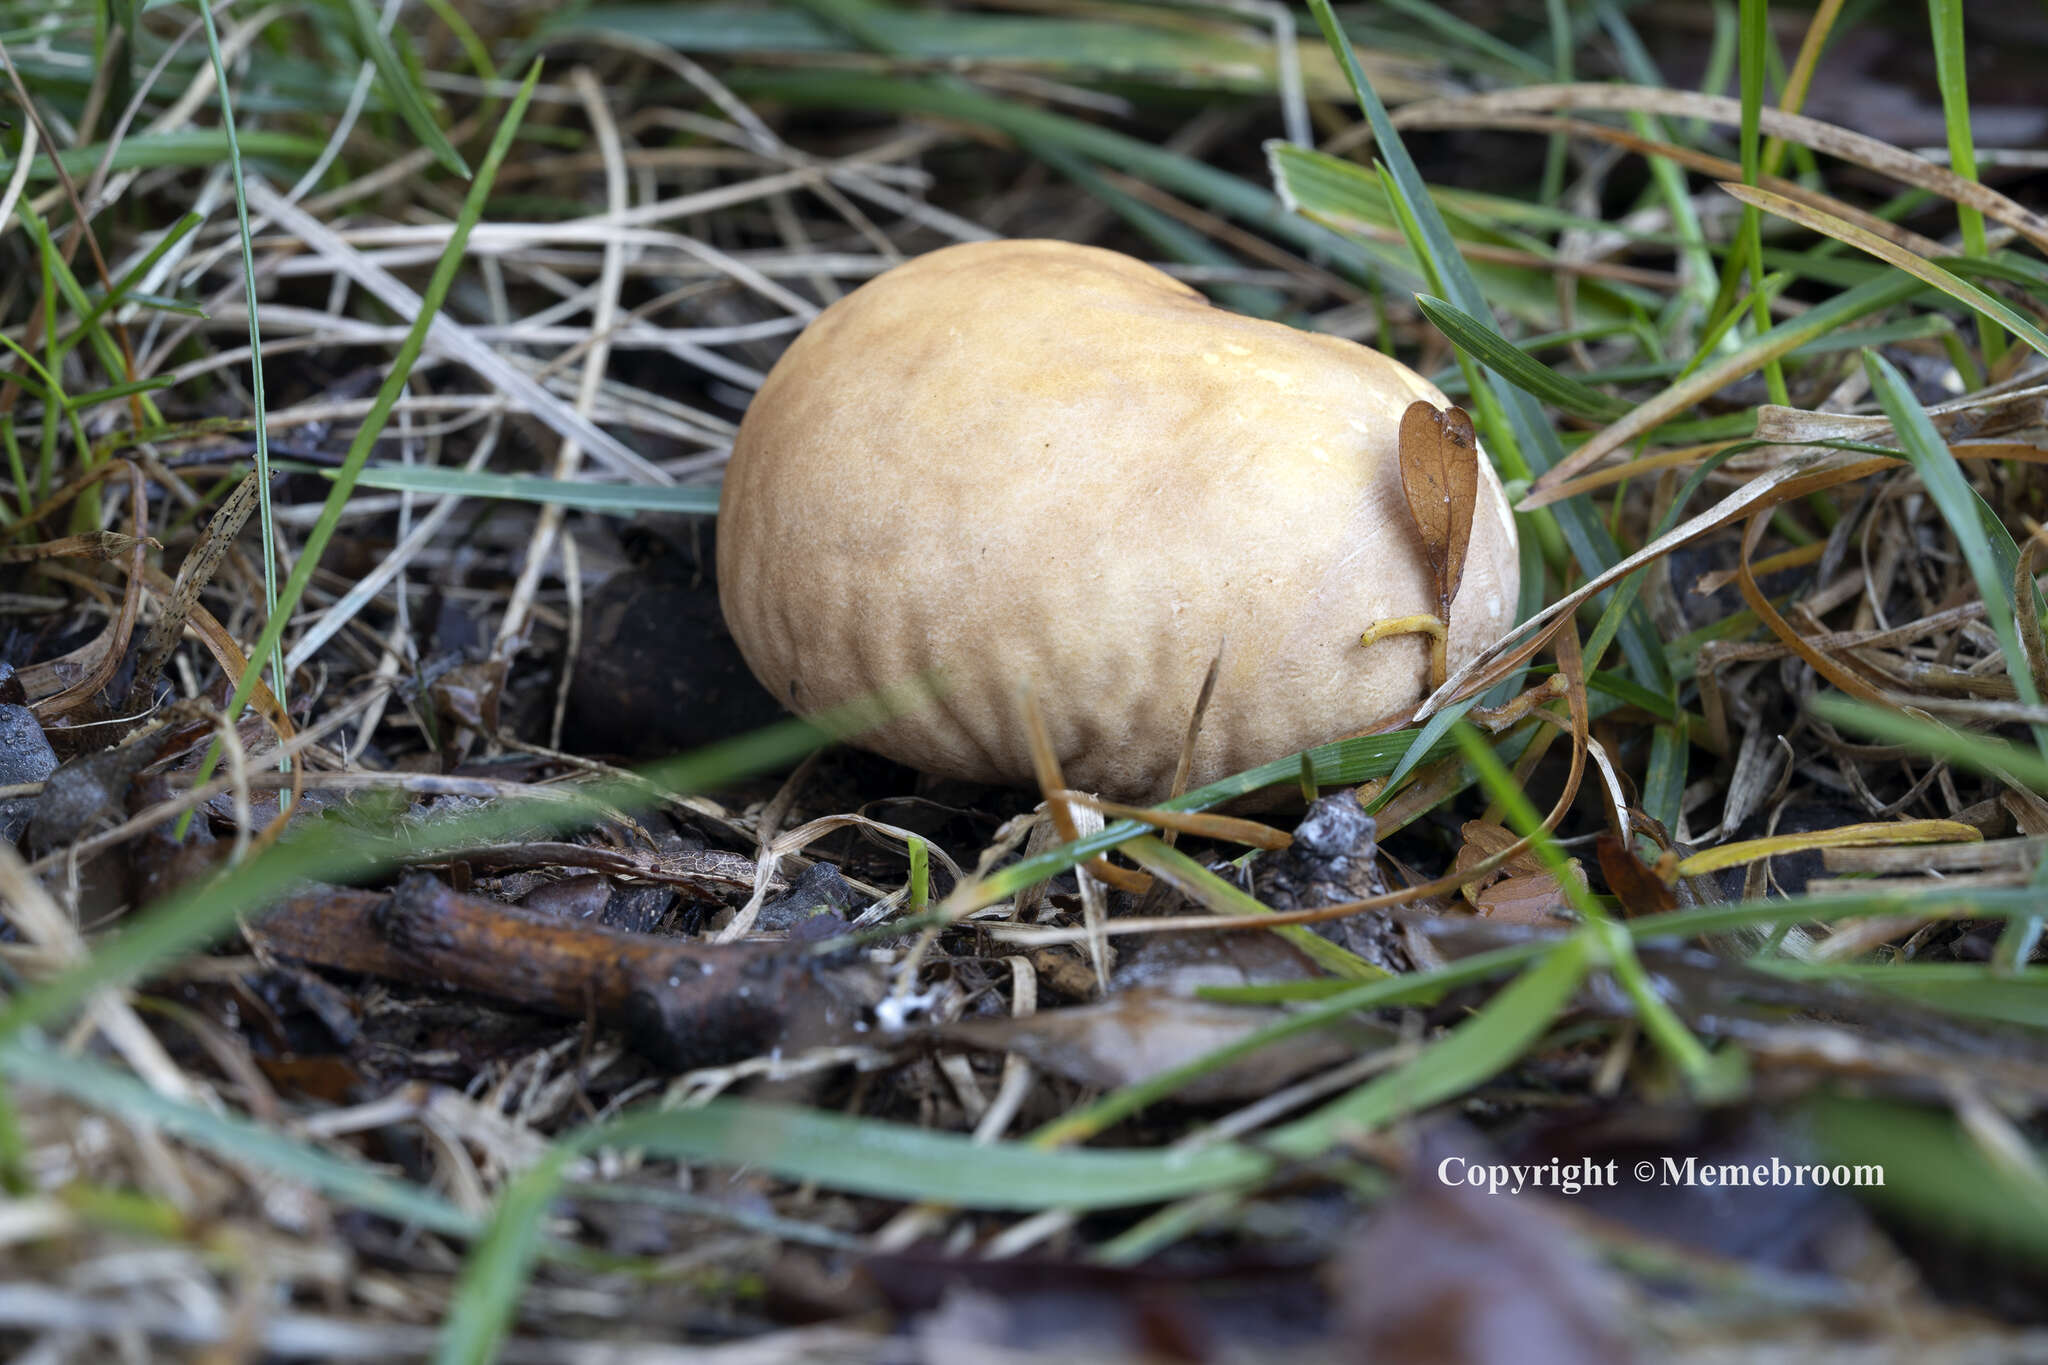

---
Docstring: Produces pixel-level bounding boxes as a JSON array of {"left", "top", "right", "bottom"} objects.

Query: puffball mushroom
[{"left": 717, "top": 239, "right": 1520, "bottom": 800}]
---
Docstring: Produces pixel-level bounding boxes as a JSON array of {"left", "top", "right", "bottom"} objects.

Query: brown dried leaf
[
  {"left": 1453, "top": 818, "right": 1543, "bottom": 905},
  {"left": 1458, "top": 818, "right": 1532, "bottom": 871},
  {"left": 1398, "top": 400, "right": 1479, "bottom": 619},
  {"left": 1474, "top": 866, "right": 1586, "bottom": 926},
  {"left": 1595, "top": 834, "right": 1678, "bottom": 916}
]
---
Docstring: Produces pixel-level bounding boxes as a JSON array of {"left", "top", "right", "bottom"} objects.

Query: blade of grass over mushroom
[
  {"left": 1414, "top": 295, "right": 1632, "bottom": 420},
  {"left": 1115, "top": 835, "right": 1389, "bottom": 981},
  {"left": 1295, "top": 0, "right": 1668, "bottom": 693},
  {"left": 183, "top": 60, "right": 545, "bottom": 818},
  {"left": 1722, "top": 182, "right": 2048, "bottom": 363},
  {"left": 1864, "top": 350, "right": 2048, "bottom": 751},
  {"left": 278, "top": 462, "right": 722, "bottom": 514}
]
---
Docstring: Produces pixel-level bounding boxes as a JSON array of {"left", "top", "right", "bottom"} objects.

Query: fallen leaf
[
  {"left": 1452, "top": 819, "right": 1549, "bottom": 899},
  {"left": 1474, "top": 869, "right": 1585, "bottom": 926},
  {"left": 1398, "top": 400, "right": 1480, "bottom": 620},
  {"left": 1595, "top": 834, "right": 1677, "bottom": 916}
]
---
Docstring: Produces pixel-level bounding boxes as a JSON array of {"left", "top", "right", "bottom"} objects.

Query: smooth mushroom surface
[{"left": 717, "top": 239, "right": 1520, "bottom": 800}]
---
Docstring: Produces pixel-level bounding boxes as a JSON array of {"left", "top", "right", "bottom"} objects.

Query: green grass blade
[
  {"left": 1380, "top": 0, "right": 1548, "bottom": 80},
  {"left": 1755, "top": 962, "right": 2048, "bottom": 1028},
  {"left": 282, "top": 461, "right": 721, "bottom": 514},
  {"left": 1928, "top": 0, "right": 2001, "bottom": 364},
  {"left": 1267, "top": 932, "right": 1593, "bottom": 1156},
  {"left": 1040, "top": 943, "right": 1539, "bottom": 1145},
  {"left": 436, "top": 1148, "right": 575, "bottom": 1365},
  {"left": 26, "top": 129, "right": 328, "bottom": 181},
  {"left": 1415, "top": 295, "right": 1631, "bottom": 419},
  {"left": 346, "top": 0, "right": 470, "bottom": 177},
  {"left": 1550, "top": 268, "right": 1925, "bottom": 486},
  {"left": 1722, "top": 182, "right": 2048, "bottom": 362},
  {"left": 1863, "top": 350, "right": 2044, "bottom": 747},
  {"left": 1805, "top": 1096, "right": 2048, "bottom": 1269},
  {"left": 562, "top": 2, "right": 1392, "bottom": 101},
  {"left": 1733, "top": 0, "right": 1789, "bottom": 403},
  {"left": 197, "top": 0, "right": 287, "bottom": 739},
  {"left": 1266, "top": 142, "right": 1632, "bottom": 327},
  {"left": 1118, "top": 835, "right": 1387, "bottom": 981},
  {"left": 1, "top": 1036, "right": 474, "bottom": 1236},
  {"left": 193, "top": 61, "right": 543, "bottom": 800},
  {"left": 588, "top": 1103, "right": 1270, "bottom": 1208},
  {"left": 1809, "top": 695, "right": 2048, "bottom": 793},
  {"left": 56, "top": 210, "right": 202, "bottom": 357},
  {"left": 1454, "top": 723, "right": 1723, "bottom": 1091}
]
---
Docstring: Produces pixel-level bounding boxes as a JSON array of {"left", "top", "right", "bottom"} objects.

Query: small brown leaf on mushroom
[{"left": 1397, "top": 399, "right": 1480, "bottom": 621}]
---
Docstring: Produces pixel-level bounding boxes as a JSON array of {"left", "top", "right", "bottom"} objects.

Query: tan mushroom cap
[{"left": 718, "top": 239, "right": 1520, "bottom": 800}]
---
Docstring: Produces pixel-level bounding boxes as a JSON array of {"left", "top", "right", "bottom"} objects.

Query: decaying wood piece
[{"left": 248, "top": 876, "right": 858, "bottom": 1069}]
